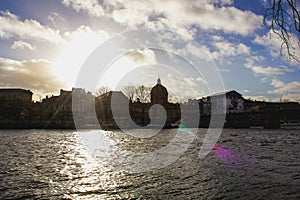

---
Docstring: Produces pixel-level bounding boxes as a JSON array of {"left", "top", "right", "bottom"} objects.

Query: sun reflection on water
[{"left": 57, "top": 130, "right": 130, "bottom": 198}]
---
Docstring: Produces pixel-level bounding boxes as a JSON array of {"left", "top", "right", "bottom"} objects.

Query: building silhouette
[
  {"left": 0, "top": 80, "right": 300, "bottom": 129},
  {"left": 39, "top": 88, "right": 94, "bottom": 128},
  {"left": 151, "top": 78, "right": 168, "bottom": 106},
  {"left": 0, "top": 89, "right": 32, "bottom": 119},
  {"left": 95, "top": 91, "right": 132, "bottom": 127},
  {"left": 95, "top": 78, "right": 181, "bottom": 128},
  {"left": 201, "top": 90, "right": 245, "bottom": 114}
]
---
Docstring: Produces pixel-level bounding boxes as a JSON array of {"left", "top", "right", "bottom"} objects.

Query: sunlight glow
[
  {"left": 97, "top": 56, "right": 139, "bottom": 90},
  {"left": 54, "top": 27, "right": 108, "bottom": 89}
]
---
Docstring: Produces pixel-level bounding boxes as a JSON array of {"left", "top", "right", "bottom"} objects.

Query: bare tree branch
[
  {"left": 264, "top": 0, "right": 300, "bottom": 62},
  {"left": 135, "top": 85, "right": 151, "bottom": 103},
  {"left": 122, "top": 85, "right": 137, "bottom": 100},
  {"left": 95, "top": 86, "right": 111, "bottom": 96},
  {"left": 122, "top": 84, "right": 151, "bottom": 102}
]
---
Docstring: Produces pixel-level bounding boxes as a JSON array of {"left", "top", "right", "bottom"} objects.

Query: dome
[{"left": 150, "top": 78, "right": 168, "bottom": 106}]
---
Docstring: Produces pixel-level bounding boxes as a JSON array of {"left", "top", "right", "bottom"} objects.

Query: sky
[{"left": 0, "top": 0, "right": 299, "bottom": 102}]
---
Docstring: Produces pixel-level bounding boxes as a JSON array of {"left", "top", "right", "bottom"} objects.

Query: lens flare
[
  {"left": 179, "top": 124, "right": 239, "bottom": 166},
  {"left": 213, "top": 145, "right": 238, "bottom": 165}
]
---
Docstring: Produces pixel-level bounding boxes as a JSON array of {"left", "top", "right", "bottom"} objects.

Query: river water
[{"left": 0, "top": 128, "right": 299, "bottom": 199}]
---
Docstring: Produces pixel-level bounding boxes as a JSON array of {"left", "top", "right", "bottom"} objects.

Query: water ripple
[{"left": 0, "top": 128, "right": 299, "bottom": 199}]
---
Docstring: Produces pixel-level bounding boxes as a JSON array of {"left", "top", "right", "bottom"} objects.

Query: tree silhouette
[
  {"left": 122, "top": 85, "right": 137, "bottom": 101},
  {"left": 264, "top": 0, "right": 300, "bottom": 61},
  {"left": 122, "top": 84, "right": 151, "bottom": 102},
  {"left": 135, "top": 85, "right": 151, "bottom": 103}
]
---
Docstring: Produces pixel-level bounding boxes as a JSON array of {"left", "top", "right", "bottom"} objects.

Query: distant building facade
[
  {"left": 95, "top": 91, "right": 132, "bottom": 127},
  {"left": 95, "top": 78, "right": 181, "bottom": 128},
  {"left": 1, "top": 82, "right": 300, "bottom": 129},
  {"left": 72, "top": 88, "right": 95, "bottom": 117},
  {"left": 40, "top": 88, "right": 94, "bottom": 128},
  {"left": 151, "top": 78, "right": 168, "bottom": 106},
  {"left": 0, "top": 88, "right": 32, "bottom": 119},
  {"left": 201, "top": 90, "right": 244, "bottom": 114},
  {"left": 149, "top": 78, "right": 180, "bottom": 126}
]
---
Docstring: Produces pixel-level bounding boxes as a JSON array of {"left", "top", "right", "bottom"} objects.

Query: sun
[
  {"left": 53, "top": 28, "right": 160, "bottom": 94},
  {"left": 53, "top": 27, "right": 108, "bottom": 90}
]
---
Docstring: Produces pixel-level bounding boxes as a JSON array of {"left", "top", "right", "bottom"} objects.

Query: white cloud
[
  {"left": 209, "top": 0, "right": 234, "bottom": 5},
  {"left": 212, "top": 40, "right": 250, "bottom": 59},
  {"left": 211, "top": 35, "right": 224, "bottom": 41},
  {"left": 244, "top": 56, "right": 294, "bottom": 77},
  {"left": 162, "top": 1, "right": 262, "bottom": 35},
  {"left": 260, "top": 77, "right": 268, "bottom": 83},
  {"left": 126, "top": 48, "right": 157, "bottom": 64},
  {"left": 271, "top": 78, "right": 285, "bottom": 88},
  {"left": 268, "top": 81, "right": 300, "bottom": 94},
  {"left": 249, "top": 65, "right": 293, "bottom": 76},
  {"left": 0, "top": 57, "right": 65, "bottom": 96},
  {"left": 245, "top": 56, "right": 293, "bottom": 76},
  {"left": 62, "top": 0, "right": 104, "bottom": 17},
  {"left": 177, "top": 42, "right": 212, "bottom": 61},
  {"left": 244, "top": 95, "right": 271, "bottom": 102},
  {"left": 166, "top": 73, "right": 207, "bottom": 101},
  {"left": 253, "top": 30, "right": 300, "bottom": 65},
  {"left": 187, "top": 6, "right": 262, "bottom": 35},
  {"left": 0, "top": 10, "right": 111, "bottom": 90},
  {"left": 63, "top": 25, "right": 108, "bottom": 42},
  {"left": 245, "top": 55, "right": 265, "bottom": 66},
  {"left": 0, "top": 10, "right": 63, "bottom": 44},
  {"left": 279, "top": 94, "right": 300, "bottom": 102},
  {"left": 267, "top": 79, "right": 300, "bottom": 102},
  {"left": 59, "top": 0, "right": 262, "bottom": 69},
  {"left": 63, "top": 0, "right": 262, "bottom": 36},
  {"left": 245, "top": 93, "right": 300, "bottom": 103},
  {"left": 48, "top": 12, "right": 65, "bottom": 28},
  {"left": 112, "top": 7, "right": 148, "bottom": 27},
  {"left": 11, "top": 40, "right": 35, "bottom": 50}
]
